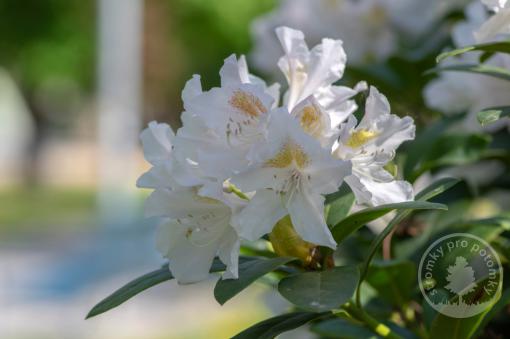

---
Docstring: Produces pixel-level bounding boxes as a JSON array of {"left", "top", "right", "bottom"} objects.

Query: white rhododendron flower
[
  {"left": 138, "top": 122, "right": 243, "bottom": 283},
  {"left": 250, "top": 0, "right": 469, "bottom": 75},
  {"left": 335, "top": 87, "right": 415, "bottom": 206},
  {"left": 276, "top": 26, "right": 346, "bottom": 110},
  {"left": 138, "top": 26, "right": 415, "bottom": 283},
  {"left": 137, "top": 121, "right": 177, "bottom": 190},
  {"left": 148, "top": 188, "right": 243, "bottom": 284},
  {"left": 251, "top": 0, "right": 397, "bottom": 72},
  {"left": 231, "top": 109, "right": 351, "bottom": 248},
  {"left": 276, "top": 26, "right": 366, "bottom": 146},
  {"left": 476, "top": 0, "right": 510, "bottom": 41},
  {"left": 383, "top": 0, "right": 470, "bottom": 37},
  {"left": 424, "top": 1, "right": 510, "bottom": 130},
  {"left": 173, "top": 55, "right": 278, "bottom": 183},
  {"left": 482, "top": 0, "right": 509, "bottom": 8}
]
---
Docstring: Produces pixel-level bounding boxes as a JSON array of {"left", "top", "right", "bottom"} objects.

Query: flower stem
[
  {"left": 342, "top": 302, "right": 403, "bottom": 339},
  {"left": 227, "top": 184, "right": 250, "bottom": 200}
]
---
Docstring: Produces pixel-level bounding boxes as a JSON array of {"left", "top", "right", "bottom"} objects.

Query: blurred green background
[{"left": 1, "top": 0, "right": 508, "bottom": 338}]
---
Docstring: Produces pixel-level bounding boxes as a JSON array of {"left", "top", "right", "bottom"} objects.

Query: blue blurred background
[
  {"left": 0, "top": 1, "right": 280, "bottom": 338},
  {"left": 2, "top": 0, "right": 503, "bottom": 338}
]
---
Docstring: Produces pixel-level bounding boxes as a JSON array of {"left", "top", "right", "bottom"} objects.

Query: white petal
[
  {"left": 140, "top": 122, "right": 175, "bottom": 165},
  {"left": 197, "top": 148, "right": 250, "bottom": 181},
  {"left": 356, "top": 87, "right": 416, "bottom": 154},
  {"left": 220, "top": 54, "right": 249, "bottom": 86},
  {"left": 182, "top": 75, "right": 203, "bottom": 107},
  {"left": 346, "top": 174, "right": 414, "bottom": 206},
  {"left": 423, "top": 75, "right": 477, "bottom": 114},
  {"left": 287, "top": 186, "right": 337, "bottom": 249},
  {"left": 231, "top": 190, "right": 286, "bottom": 241},
  {"left": 361, "top": 86, "right": 391, "bottom": 125},
  {"left": 315, "top": 82, "right": 366, "bottom": 128},
  {"left": 276, "top": 26, "right": 346, "bottom": 110},
  {"left": 298, "top": 37, "right": 346, "bottom": 102},
  {"left": 157, "top": 221, "right": 218, "bottom": 284},
  {"left": 345, "top": 175, "right": 373, "bottom": 206},
  {"left": 186, "top": 83, "right": 273, "bottom": 141},
  {"left": 145, "top": 188, "right": 224, "bottom": 219},
  {"left": 231, "top": 166, "right": 290, "bottom": 193},
  {"left": 220, "top": 54, "right": 281, "bottom": 105},
  {"left": 136, "top": 162, "right": 175, "bottom": 189},
  {"left": 475, "top": 8, "right": 510, "bottom": 42},
  {"left": 265, "top": 82, "right": 282, "bottom": 108},
  {"left": 306, "top": 157, "right": 352, "bottom": 194},
  {"left": 218, "top": 227, "right": 241, "bottom": 280},
  {"left": 481, "top": 0, "right": 509, "bottom": 12},
  {"left": 371, "top": 115, "right": 415, "bottom": 153},
  {"left": 276, "top": 26, "right": 308, "bottom": 59}
]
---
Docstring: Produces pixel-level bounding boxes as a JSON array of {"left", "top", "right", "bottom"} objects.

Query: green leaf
[
  {"left": 278, "top": 266, "right": 359, "bottom": 312},
  {"left": 477, "top": 106, "right": 510, "bottom": 126},
  {"left": 426, "top": 64, "right": 510, "bottom": 82},
  {"left": 436, "top": 40, "right": 510, "bottom": 63},
  {"left": 86, "top": 257, "right": 250, "bottom": 319},
  {"left": 86, "top": 266, "right": 173, "bottom": 319},
  {"left": 415, "top": 177, "right": 461, "bottom": 201},
  {"left": 325, "top": 185, "right": 355, "bottom": 227},
  {"left": 429, "top": 309, "right": 493, "bottom": 339},
  {"left": 476, "top": 288, "right": 510, "bottom": 334},
  {"left": 311, "top": 317, "right": 377, "bottom": 339},
  {"left": 331, "top": 201, "right": 447, "bottom": 243},
  {"left": 232, "top": 311, "right": 330, "bottom": 339},
  {"left": 413, "top": 134, "right": 491, "bottom": 178},
  {"left": 366, "top": 260, "right": 416, "bottom": 306},
  {"left": 214, "top": 256, "right": 295, "bottom": 305},
  {"left": 356, "top": 178, "right": 459, "bottom": 304},
  {"left": 403, "top": 113, "right": 465, "bottom": 180}
]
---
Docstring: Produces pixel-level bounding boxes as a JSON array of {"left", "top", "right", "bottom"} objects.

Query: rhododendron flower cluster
[
  {"left": 138, "top": 27, "right": 415, "bottom": 284},
  {"left": 250, "top": 0, "right": 470, "bottom": 72},
  {"left": 424, "top": 1, "right": 510, "bottom": 130}
]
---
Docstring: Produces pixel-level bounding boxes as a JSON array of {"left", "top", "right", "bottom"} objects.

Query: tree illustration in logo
[{"left": 445, "top": 256, "right": 477, "bottom": 305}]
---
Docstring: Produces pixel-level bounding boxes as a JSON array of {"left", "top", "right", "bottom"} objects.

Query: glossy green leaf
[
  {"left": 278, "top": 266, "right": 359, "bottom": 312},
  {"left": 366, "top": 260, "right": 416, "bottom": 306},
  {"left": 430, "top": 308, "right": 494, "bottom": 339},
  {"left": 86, "top": 266, "right": 173, "bottom": 319},
  {"left": 331, "top": 201, "right": 447, "bottom": 243},
  {"left": 477, "top": 106, "right": 510, "bottom": 126},
  {"left": 326, "top": 185, "right": 355, "bottom": 228},
  {"left": 427, "top": 64, "right": 510, "bottom": 82},
  {"left": 357, "top": 178, "right": 459, "bottom": 304},
  {"left": 311, "top": 317, "right": 376, "bottom": 339},
  {"left": 436, "top": 40, "right": 510, "bottom": 63},
  {"left": 403, "top": 113, "right": 465, "bottom": 180},
  {"left": 413, "top": 134, "right": 491, "bottom": 178},
  {"left": 232, "top": 311, "right": 330, "bottom": 339},
  {"left": 214, "top": 256, "right": 294, "bottom": 305},
  {"left": 86, "top": 257, "right": 252, "bottom": 319},
  {"left": 476, "top": 288, "right": 510, "bottom": 334},
  {"left": 415, "top": 177, "right": 461, "bottom": 201}
]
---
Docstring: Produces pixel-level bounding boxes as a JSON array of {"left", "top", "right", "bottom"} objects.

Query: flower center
[
  {"left": 346, "top": 129, "right": 378, "bottom": 148},
  {"left": 264, "top": 140, "right": 309, "bottom": 169},
  {"left": 229, "top": 89, "right": 268, "bottom": 118},
  {"left": 299, "top": 106, "right": 321, "bottom": 133}
]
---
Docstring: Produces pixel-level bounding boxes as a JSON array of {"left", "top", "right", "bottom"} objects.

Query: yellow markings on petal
[
  {"left": 299, "top": 105, "right": 320, "bottom": 133},
  {"left": 346, "top": 129, "right": 378, "bottom": 148},
  {"left": 264, "top": 140, "right": 309, "bottom": 169},
  {"left": 229, "top": 89, "right": 267, "bottom": 118}
]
